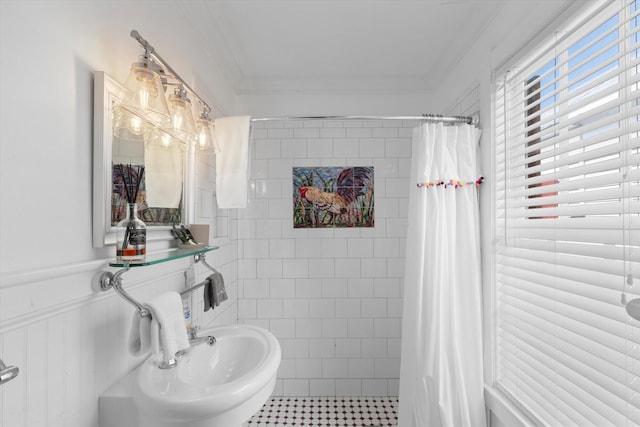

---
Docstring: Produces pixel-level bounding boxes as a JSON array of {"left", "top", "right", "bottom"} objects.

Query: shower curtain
[{"left": 398, "top": 122, "right": 485, "bottom": 427}]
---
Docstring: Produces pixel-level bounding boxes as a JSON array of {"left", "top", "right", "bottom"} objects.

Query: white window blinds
[{"left": 494, "top": 1, "right": 640, "bottom": 425}]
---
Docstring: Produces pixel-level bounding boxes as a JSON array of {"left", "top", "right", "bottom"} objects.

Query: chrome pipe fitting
[
  {"left": 159, "top": 358, "right": 177, "bottom": 369},
  {"left": 0, "top": 358, "right": 19, "bottom": 385}
]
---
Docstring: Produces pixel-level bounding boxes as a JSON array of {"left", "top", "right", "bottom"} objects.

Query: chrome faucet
[
  {"left": 189, "top": 335, "right": 217, "bottom": 346},
  {"left": 188, "top": 325, "right": 201, "bottom": 340},
  {"left": 158, "top": 327, "right": 216, "bottom": 369},
  {"left": 187, "top": 326, "right": 217, "bottom": 347}
]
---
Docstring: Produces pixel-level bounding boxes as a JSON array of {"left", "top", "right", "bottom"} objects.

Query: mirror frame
[{"left": 93, "top": 71, "right": 193, "bottom": 248}]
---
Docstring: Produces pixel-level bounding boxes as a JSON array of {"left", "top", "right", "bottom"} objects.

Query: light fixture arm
[
  {"left": 198, "top": 102, "right": 212, "bottom": 119},
  {"left": 129, "top": 30, "right": 212, "bottom": 116}
]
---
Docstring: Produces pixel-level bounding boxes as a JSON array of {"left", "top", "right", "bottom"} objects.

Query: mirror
[{"left": 93, "top": 71, "right": 192, "bottom": 248}]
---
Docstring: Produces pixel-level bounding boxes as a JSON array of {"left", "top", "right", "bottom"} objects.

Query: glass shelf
[{"left": 109, "top": 245, "right": 219, "bottom": 268}]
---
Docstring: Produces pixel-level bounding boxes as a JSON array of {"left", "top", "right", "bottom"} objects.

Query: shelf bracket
[
  {"left": 194, "top": 253, "right": 217, "bottom": 274},
  {"left": 99, "top": 248, "right": 218, "bottom": 318},
  {"left": 99, "top": 266, "right": 151, "bottom": 317}
]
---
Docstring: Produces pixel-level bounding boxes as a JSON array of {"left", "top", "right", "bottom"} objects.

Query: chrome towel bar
[
  {"left": 179, "top": 254, "right": 220, "bottom": 296},
  {"left": 100, "top": 252, "right": 219, "bottom": 317}
]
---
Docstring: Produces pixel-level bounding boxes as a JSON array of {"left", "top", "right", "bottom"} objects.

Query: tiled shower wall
[{"left": 237, "top": 119, "right": 415, "bottom": 397}]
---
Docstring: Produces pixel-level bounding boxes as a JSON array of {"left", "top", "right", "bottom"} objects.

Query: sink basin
[{"left": 99, "top": 324, "right": 281, "bottom": 427}]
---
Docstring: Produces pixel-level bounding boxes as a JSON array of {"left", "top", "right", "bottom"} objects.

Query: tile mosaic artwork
[
  {"left": 244, "top": 396, "right": 398, "bottom": 427},
  {"left": 293, "top": 166, "right": 374, "bottom": 228}
]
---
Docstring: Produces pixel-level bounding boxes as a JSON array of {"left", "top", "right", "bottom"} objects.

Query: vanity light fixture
[
  {"left": 145, "top": 126, "right": 177, "bottom": 149},
  {"left": 115, "top": 30, "right": 217, "bottom": 151},
  {"left": 116, "top": 52, "right": 171, "bottom": 126},
  {"left": 163, "top": 85, "right": 197, "bottom": 144},
  {"left": 112, "top": 107, "right": 147, "bottom": 138},
  {"left": 195, "top": 106, "right": 221, "bottom": 153}
]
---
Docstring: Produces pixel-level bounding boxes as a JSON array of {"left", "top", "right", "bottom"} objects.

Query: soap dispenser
[{"left": 182, "top": 266, "right": 195, "bottom": 330}]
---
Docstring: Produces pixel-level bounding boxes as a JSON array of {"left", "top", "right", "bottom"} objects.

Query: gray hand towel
[
  {"left": 212, "top": 271, "right": 227, "bottom": 307},
  {"left": 203, "top": 272, "right": 227, "bottom": 312},
  {"left": 203, "top": 277, "right": 213, "bottom": 312}
]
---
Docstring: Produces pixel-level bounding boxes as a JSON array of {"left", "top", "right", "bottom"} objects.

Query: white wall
[
  {"left": 0, "top": 2, "right": 238, "bottom": 426},
  {"left": 237, "top": 119, "right": 414, "bottom": 397}
]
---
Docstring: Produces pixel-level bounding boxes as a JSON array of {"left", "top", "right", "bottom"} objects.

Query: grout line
[{"left": 244, "top": 396, "right": 398, "bottom": 427}]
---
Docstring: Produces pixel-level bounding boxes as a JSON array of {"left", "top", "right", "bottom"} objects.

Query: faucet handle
[{"left": 187, "top": 325, "right": 201, "bottom": 339}]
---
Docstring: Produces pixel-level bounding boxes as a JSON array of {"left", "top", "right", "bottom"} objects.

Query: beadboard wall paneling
[
  {"left": 0, "top": 242, "right": 237, "bottom": 427},
  {"left": 0, "top": 142, "right": 236, "bottom": 427}
]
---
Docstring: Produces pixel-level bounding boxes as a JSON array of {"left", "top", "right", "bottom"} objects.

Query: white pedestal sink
[{"left": 100, "top": 324, "right": 281, "bottom": 427}]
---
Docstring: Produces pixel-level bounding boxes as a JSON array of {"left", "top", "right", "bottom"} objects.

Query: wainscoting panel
[{"left": 0, "top": 242, "right": 237, "bottom": 427}]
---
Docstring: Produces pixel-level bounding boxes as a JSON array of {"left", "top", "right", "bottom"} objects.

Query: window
[{"left": 494, "top": 1, "right": 640, "bottom": 425}]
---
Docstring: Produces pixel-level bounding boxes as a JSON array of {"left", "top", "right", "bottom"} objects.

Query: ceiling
[{"left": 177, "top": 0, "right": 575, "bottom": 97}]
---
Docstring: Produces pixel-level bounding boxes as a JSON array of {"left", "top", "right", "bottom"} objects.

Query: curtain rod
[{"left": 250, "top": 114, "right": 477, "bottom": 125}]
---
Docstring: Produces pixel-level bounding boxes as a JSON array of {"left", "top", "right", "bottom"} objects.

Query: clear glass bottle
[{"left": 116, "top": 203, "right": 147, "bottom": 262}]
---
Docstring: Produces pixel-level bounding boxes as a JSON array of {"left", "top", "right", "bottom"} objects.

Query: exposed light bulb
[
  {"left": 198, "top": 127, "right": 209, "bottom": 149},
  {"left": 196, "top": 118, "right": 213, "bottom": 150},
  {"left": 116, "top": 53, "right": 171, "bottom": 126},
  {"left": 163, "top": 86, "right": 197, "bottom": 144},
  {"left": 160, "top": 132, "right": 172, "bottom": 148},
  {"left": 133, "top": 67, "right": 163, "bottom": 112},
  {"left": 129, "top": 115, "right": 145, "bottom": 135},
  {"left": 172, "top": 105, "right": 185, "bottom": 129}
]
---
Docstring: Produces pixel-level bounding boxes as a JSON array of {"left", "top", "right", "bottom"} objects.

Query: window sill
[{"left": 484, "top": 385, "right": 538, "bottom": 427}]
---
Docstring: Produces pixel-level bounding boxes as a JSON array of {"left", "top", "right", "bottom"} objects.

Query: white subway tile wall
[{"left": 238, "top": 119, "right": 415, "bottom": 397}]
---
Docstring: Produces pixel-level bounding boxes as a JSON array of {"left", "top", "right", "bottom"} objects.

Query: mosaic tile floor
[{"left": 243, "top": 396, "right": 398, "bottom": 427}]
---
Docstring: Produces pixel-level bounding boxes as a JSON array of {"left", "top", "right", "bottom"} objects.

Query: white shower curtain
[{"left": 398, "top": 122, "right": 485, "bottom": 427}]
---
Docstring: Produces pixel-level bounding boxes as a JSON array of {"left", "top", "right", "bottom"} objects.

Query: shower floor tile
[{"left": 243, "top": 396, "right": 398, "bottom": 427}]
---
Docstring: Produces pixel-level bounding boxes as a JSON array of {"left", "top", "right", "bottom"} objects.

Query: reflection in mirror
[
  {"left": 111, "top": 118, "right": 184, "bottom": 227},
  {"left": 93, "top": 71, "right": 188, "bottom": 248}
]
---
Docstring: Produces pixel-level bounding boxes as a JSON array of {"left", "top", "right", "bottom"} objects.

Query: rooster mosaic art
[{"left": 293, "top": 166, "right": 374, "bottom": 228}]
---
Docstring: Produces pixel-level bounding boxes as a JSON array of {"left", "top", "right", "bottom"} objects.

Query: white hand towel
[
  {"left": 144, "top": 143, "right": 184, "bottom": 208},
  {"left": 127, "top": 310, "right": 152, "bottom": 356},
  {"left": 214, "top": 116, "right": 252, "bottom": 208},
  {"left": 146, "top": 292, "right": 190, "bottom": 360}
]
